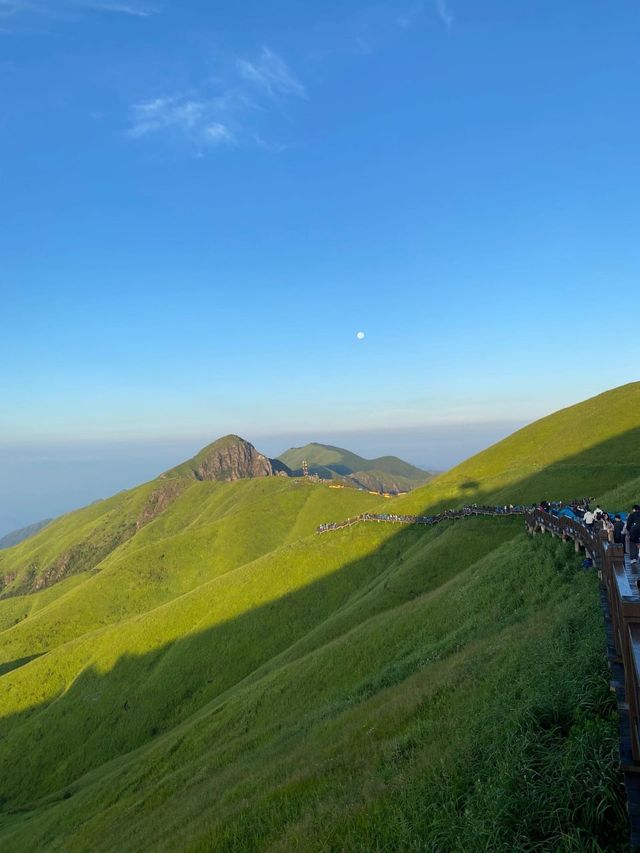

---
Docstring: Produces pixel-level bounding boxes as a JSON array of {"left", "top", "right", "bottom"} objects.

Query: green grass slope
[
  {"left": 0, "top": 519, "right": 52, "bottom": 551},
  {"left": 278, "top": 442, "right": 432, "bottom": 491},
  {"left": 278, "top": 441, "right": 430, "bottom": 479},
  {"left": 0, "top": 528, "right": 625, "bottom": 852},
  {"left": 0, "top": 478, "right": 194, "bottom": 597},
  {"left": 0, "top": 385, "right": 637, "bottom": 851},
  {"left": 397, "top": 381, "right": 640, "bottom": 513},
  {"left": 0, "top": 479, "right": 382, "bottom": 669}
]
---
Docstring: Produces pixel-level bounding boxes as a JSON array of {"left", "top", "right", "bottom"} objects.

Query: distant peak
[
  {"left": 209, "top": 434, "right": 251, "bottom": 446},
  {"left": 163, "top": 434, "right": 290, "bottom": 483},
  {"left": 276, "top": 441, "right": 430, "bottom": 492}
]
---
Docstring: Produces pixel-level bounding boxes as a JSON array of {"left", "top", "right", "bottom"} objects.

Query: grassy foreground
[
  {"left": 1, "top": 383, "right": 639, "bottom": 850},
  {"left": 0, "top": 530, "right": 627, "bottom": 851}
]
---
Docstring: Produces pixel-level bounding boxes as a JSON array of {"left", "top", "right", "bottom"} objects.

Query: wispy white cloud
[
  {"left": 127, "top": 95, "right": 236, "bottom": 147},
  {"left": 237, "top": 46, "right": 307, "bottom": 100},
  {"left": 204, "top": 122, "right": 235, "bottom": 144},
  {"left": 0, "top": 0, "right": 157, "bottom": 28},
  {"left": 81, "top": 1, "right": 158, "bottom": 15},
  {"left": 127, "top": 47, "right": 307, "bottom": 154},
  {"left": 435, "top": 0, "right": 454, "bottom": 28}
]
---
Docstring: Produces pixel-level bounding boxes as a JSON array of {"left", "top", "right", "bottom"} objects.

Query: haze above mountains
[
  {"left": 0, "top": 439, "right": 432, "bottom": 549},
  {"left": 0, "top": 421, "right": 527, "bottom": 541}
]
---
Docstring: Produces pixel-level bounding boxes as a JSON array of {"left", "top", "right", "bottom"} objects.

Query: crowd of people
[
  {"left": 537, "top": 499, "right": 640, "bottom": 566},
  {"left": 317, "top": 499, "right": 640, "bottom": 568},
  {"left": 316, "top": 503, "right": 527, "bottom": 534}
]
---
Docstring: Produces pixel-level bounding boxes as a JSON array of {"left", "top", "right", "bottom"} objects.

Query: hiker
[
  {"left": 626, "top": 505, "right": 640, "bottom": 559},
  {"left": 602, "top": 513, "right": 615, "bottom": 543},
  {"left": 613, "top": 514, "right": 625, "bottom": 545},
  {"left": 583, "top": 508, "right": 595, "bottom": 530},
  {"left": 629, "top": 522, "right": 640, "bottom": 567},
  {"left": 627, "top": 505, "right": 640, "bottom": 529}
]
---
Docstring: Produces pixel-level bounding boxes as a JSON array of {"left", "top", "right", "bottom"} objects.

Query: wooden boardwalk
[
  {"left": 526, "top": 508, "right": 640, "bottom": 851},
  {"left": 316, "top": 505, "right": 525, "bottom": 534},
  {"left": 320, "top": 502, "right": 640, "bottom": 848}
]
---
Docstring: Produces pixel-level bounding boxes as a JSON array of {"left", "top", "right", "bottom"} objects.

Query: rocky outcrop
[
  {"left": 135, "top": 480, "right": 190, "bottom": 530},
  {"left": 195, "top": 440, "right": 272, "bottom": 481},
  {"left": 164, "top": 435, "right": 289, "bottom": 483}
]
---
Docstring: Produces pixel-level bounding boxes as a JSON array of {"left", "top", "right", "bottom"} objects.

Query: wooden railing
[
  {"left": 525, "top": 508, "right": 640, "bottom": 765},
  {"left": 319, "top": 501, "right": 639, "bottom": 842},
  {"left": 317, "top": 505, "right": 525, "bottom": 534}
]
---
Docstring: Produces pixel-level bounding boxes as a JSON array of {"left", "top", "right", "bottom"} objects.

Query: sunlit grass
[
  {"left": 0, "top": 534, "right": 627, "bottom": 851},
  {"left": 397, "top": 382, "right": 640, "bottom": 512},
  {"left": 1, "top": 384, "right": 639, "bottom": 850}
]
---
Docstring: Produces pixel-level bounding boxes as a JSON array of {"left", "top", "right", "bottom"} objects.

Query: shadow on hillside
[
  {"left": 0, "top": 429, "right": 638, "bottom": 816},
  {"left": 0, "top": 518, "right": 522, "bottom": 810},
  {"left": 412, "top": 425, "right": 640, "bottom": 513},
  {"left": 0, "top": 654, "right": 42, "bottom": 678}
]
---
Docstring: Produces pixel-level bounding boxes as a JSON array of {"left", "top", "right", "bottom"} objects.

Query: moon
[{"left": 356, "top": 331, "right": 365, "bottom": 340}]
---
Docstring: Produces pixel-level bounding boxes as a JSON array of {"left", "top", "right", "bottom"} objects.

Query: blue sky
[{"left": 1, "top": 0, "right": 639, "bottom": 530}]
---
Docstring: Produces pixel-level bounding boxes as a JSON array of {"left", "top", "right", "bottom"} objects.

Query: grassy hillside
[
  {"left": 0, "top": 519, "right": 52, "bottom": 551},
  {"left": 0, "top": 385, "right": 638, "bottom": 850},
  {"left": 278, "top": 442, "right": 431, "bottom": 491},
  {"left": 396, "top": 382, "right": 640, "bottom": 513},
  {"left": 0, "top": 478, "right": 192, "bottom": 597},
  {"left": 0, "top": 479, "right": 382, "bottom": 667},
  {"left": 0, "top": 527, "right": 626, "bottom": 851}
]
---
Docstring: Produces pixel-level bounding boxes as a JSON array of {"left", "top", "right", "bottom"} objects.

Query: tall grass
[
  {"left": 2, "top": 384, "right": 639, "bottom": 850},
  {"left": 0, "top": 531, "right": 628, "bottom": 851}
]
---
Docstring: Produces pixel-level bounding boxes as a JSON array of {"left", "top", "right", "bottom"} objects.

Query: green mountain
[
  {"left": 0, "top": 519, "right": 52, "bottom": 551},
  {"left": 277, "top": 442, "right": 432, "bottom": 492},
  {"left": 164, "top": 434, "right": 291, "bottom": 481},
  {"left": 0, "top": 387, "right": 638, "bottom": 851}
]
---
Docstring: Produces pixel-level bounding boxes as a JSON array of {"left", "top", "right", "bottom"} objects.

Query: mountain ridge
[
  {"left": 278, "top": 441, "right": 432, "bottom": 493},
  {"left": 0, "top": 519, "right": 52, "bottom": 551}
]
